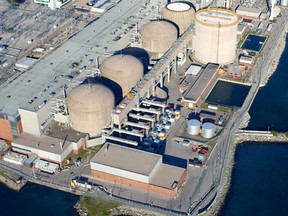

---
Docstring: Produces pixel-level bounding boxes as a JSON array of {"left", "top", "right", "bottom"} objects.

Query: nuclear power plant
[{"left": 0, "top": 0, "right": 282, "bottom": 212}]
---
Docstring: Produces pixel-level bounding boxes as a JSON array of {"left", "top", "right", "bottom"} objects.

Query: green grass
[
  {"left": 218, "top": 106, "right": 230, "bottom": 112},
  {"left": 200, "top": 103, "right": 208, "bottom": 109},
  {"left": 79, "top": 196, "right": 120, "bottom": 216},
  {"left": 89, "top": 145, "right": 103, "bottom": 153}
]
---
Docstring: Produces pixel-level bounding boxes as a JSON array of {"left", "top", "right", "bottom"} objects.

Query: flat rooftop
[
  {"left": 236, "top": 6, "right": 262, "bottom": 14},
  {"left": 150, "top": 164, "right": 186, "bottom": 189},
  {"left": 195, "top": 8, "right": 239, "bottom": 27},
  {"left": 0, "top": 0, "right": 146, "bottom": 118},
  {"left": 91, "top": 143, "right": 162, "bottom": 176},
  {"left": 183, "top": 63, "right": 219, "bottom": 102},
  {"left": 12, "top": 132, "right": 72, "bottom": 155},
  {"left": 44, "top": 120, "right": 86, "bottom": 143}
]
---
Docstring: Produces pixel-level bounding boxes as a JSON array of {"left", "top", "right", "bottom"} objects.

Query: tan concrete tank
[
  {"left": 67, "top": 84, "right": 114, "bottom": 135},
  {"left": 100, "top": 54, "right": 144, "bottom": 98},
  {"left": 162, "top": 2, "right": 195, "bottom": 35},
  {"left": 140, "top": 20, "right": 178, "bottom": 59},
  {"left": 194, "top": 8, "right": 239, "bottom": 65}
]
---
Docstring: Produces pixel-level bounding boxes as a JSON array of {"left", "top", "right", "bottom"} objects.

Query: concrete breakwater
[
  {"left": 0, "top": 170, "right": 27, "bottom": 191},
  {"left": 203, "top": 10, "right": 288, "bottom": 216},
  {"left": 203, "top": 133, "right": 288, "bottom": 216}
]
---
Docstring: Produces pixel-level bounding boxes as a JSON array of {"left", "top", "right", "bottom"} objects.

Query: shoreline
[
  {"left": 0, "top": 171, "right": 27, "bottom": 191},
  {"left": 261, "top": 31, "right": 288, "bottom": 87},
  {"left": 203, "top": 18, "right": 288, "bottom": 216},
  {"left": 204, "top": 134, "right": 288, "bottom": 216}
]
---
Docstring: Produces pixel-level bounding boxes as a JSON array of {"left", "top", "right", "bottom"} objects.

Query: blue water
[
  {"left": 0, "top": 182, "right": 79, "bottom": 216},
  {"left": 246, "top": 35, "right": 288, "bottom": 132},
  {"left": 241, "top": 34, "right": 267, "bottom": 52},
  {"left": 219, "top": 142, "right": 288, "bottom": 216},
  {"left": 206, "top": 80, "right": 250, "bottom": 107},
  {"left": 219, "top": 35, "right": 288, "bottom": 215}
]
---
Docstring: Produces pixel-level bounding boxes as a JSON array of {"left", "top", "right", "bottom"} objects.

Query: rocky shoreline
[
  {"left": 204, "top": 133, "right": 288, "bottom": 216},
  {"left": 204, "top": 23, "right": 288, "bottom": 216},
  {"left": 261, "top": 26, "right": 288, "bottom": 86},
  {"left": 74, "top": 201, "right": 165, "bottom": 216}
]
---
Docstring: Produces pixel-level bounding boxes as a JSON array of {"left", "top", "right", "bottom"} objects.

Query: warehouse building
[{"left": 90, "top": 143, "right": 187, "bottom": 197}]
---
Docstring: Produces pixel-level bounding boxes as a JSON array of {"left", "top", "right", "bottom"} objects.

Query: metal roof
[
  {"left": 183, "top": 63, "right": 219, "bottom": 102},
  {"left": 12, "top": 132, "right": 72, "bottom": 155},
  {"left": 150, "top": 163, "right": 186, "bottom": 189},
  {"left": 0, "top": 0, "right": 147, "bottom": 118},
  {"left": 91, "top": 143, "right": 162, "bottom": 176}
]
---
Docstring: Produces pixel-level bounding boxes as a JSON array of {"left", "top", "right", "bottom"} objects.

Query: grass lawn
[{"left": 79, "top": 196, "right": 120, "bottom": 216}]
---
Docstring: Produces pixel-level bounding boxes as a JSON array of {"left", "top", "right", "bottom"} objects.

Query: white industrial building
[
  {"left": 15, "top": 57, "right": 38, "bottom": 70},
  {"left": 236, "top": 6, "right": 262, "bottom": 19},
  {"left": 3, "top": 151, "right": 27, "bottom": 165},
  {"left": 90, "top": 143, "right": 187, "bottom": 197},
  {"left": 12, "top": 132, "right": 85, "bottom": 165},
  {"left": 34, "top": 0, "right": 71, "bottom": 10}
]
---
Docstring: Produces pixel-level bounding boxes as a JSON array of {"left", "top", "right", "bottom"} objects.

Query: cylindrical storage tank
[
  {"left": 67, "top": 84, "right": 114, "bottom": 135},
  {"left": 100, "top": 54, "right": 144, "bottom": 98},
  {"left": 140, "top": 20, "right": 178, "bottom": 59},
  {"left": 187, "top": 119, "right": 201, "bottom": 135},
  {"left": 194, "top": 8, "right": 239, "bottom": 65},
  {"left": 201, "top": 122, "right": 216, "bottom": 139},
  {"left": 198, "top": 153, "right": 207, "bottom": 162},
  {"left": 281, "top": 0, "right": 288, "bottom": 6},
  {"left": 162, "top": 2, "right": 195, "bottom": 35}
]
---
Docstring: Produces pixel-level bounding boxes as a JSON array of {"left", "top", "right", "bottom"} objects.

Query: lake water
[
  {"left": 246, "top": 36, "right": 288, "bottom": 132},
  {"left": 0, "top": 182, "right": 79, "bottom": 216},
  {"left": 219, "top": 142, "right": 288, "bottom": 216},
  {"left": 219, "top": 35, "right": 288, "bottom": 215}
]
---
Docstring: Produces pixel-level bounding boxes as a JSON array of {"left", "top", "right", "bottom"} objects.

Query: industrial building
[
  {"left": 11, "top": 132, "right": 85, "bottom": 165},
  {"left": 0, "top": 0, "right": 153, "bottom": 143},
  {"left": 90, "top": 143, "right": 187, "bottom": 197},
  {"left": 235, "top": 6, "right": 262, "bottom": 20},
  {"left": 193, "top": 8, "right": 239, "bottom": 65},
  {"left": 161, "top": 2, "right": 195, "bottom": 35},
  {"left": 182, "top": 64, "right": 220, "bottom": 108}
]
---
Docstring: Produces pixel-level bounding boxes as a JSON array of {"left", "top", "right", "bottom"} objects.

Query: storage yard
[{"left": 0, "top": 0, "right": 286, "bottom": 214}]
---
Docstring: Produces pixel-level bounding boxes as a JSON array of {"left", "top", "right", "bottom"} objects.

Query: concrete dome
[
  {"left": 140, "top": 20, "right": 178, "bottom": 59},
  {"left": 100, "top": 54, "right": 144, "bottom": 98},
  {"left": 67, "top": 84, "right": 114, "bottom": 134},
  {"left": 162, "top": 2, "right": 195, "bottom": 35}
]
